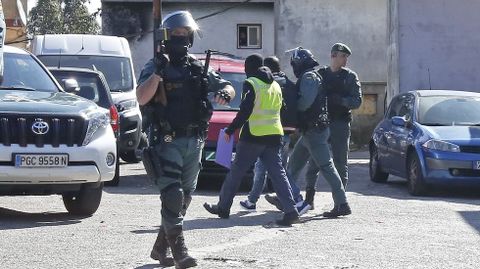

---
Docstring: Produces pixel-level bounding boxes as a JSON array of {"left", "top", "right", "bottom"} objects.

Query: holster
[{"left": 142, "top": 146, "right": 163, "bottom": 181}]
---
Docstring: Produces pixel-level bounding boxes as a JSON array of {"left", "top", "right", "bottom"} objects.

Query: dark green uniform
[{"left": 305, "top": 66, "right": 362, "bottom": 189}]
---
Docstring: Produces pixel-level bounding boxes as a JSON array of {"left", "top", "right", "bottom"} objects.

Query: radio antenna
[
  {"left": 427, "top": 68, "right": 432, "bottom": 90},
  {"left": 57, "top": 49, "right": 61, "bottom": 69}
]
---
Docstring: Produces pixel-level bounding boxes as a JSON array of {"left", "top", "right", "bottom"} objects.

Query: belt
[{"left": 166, "top": 127, "right": 201, "bottom": 138}]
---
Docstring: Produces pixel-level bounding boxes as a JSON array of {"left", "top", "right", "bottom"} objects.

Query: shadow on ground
[{"left": 0, "top": 207, "right": 85, "bottom": 230}]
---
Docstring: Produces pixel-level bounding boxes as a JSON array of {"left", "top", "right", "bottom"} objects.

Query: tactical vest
[
  {"left": 161, "top": 57, "right": 211, "bottom": 131},
  {"left": 318, "top": 66, "right": 351, "bottom": 121},
  {"left": 245, "top": 77, "right": 284, "bottom": 136},
  {"left": 297, "top": 71, "right": 329, "bottom": 130}
]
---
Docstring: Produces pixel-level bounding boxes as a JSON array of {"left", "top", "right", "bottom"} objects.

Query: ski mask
[{"left": 165, "top": 35, "right": 190, "bottom": 62}]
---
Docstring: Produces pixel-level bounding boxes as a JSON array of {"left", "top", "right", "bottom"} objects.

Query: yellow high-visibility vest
[{"left": 244, "top": 77, "right": 284, "bottom": 136}]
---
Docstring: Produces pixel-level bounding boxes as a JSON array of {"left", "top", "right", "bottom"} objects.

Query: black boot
[
  {"left": 203, "top": 203, "right": 229, "bottom": 219},
  {"left": 167, "top": 227, "right": 197, "bottom": 269},
  {"left": 275, "top": 211, "right": 300, "bottom": 226},
  {"left": 305, "top": 188, "right": 315, "bottom": 210},
  {"left": 323, "top": 203, "right": 352, "bottom": 218},
  {"left": 150, "top": 226, "right": 174, "bottom": 266}
]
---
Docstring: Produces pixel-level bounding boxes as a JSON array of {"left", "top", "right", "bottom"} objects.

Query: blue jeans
[
  {"left": 287, "top": 127, "right": 347, "bottom": 206},
  {"left": 218, "top": 140, "right": 297, "bottom": 214},
  {"left": 248, "top": 135, "right": 290, "bottom": 203}
]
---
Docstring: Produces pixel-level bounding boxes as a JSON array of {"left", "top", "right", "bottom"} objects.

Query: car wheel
[
  {"left": 407, "top": 153, "right": 428, "bottom": 196},
  {"left": 105, "top": 156, "right": 120, "bottom": 187},
  {"left": 62, "top": 183, "right": 103, "bottom": 216},
  {"left": 120, "top": 132, "right": 148, "bottom": 163},
  {"left": 369, "top": 145, "right": 389, "bottom": 183}
]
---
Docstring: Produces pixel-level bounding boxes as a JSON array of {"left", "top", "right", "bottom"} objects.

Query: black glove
[
  {"left": 154, "top": 54, "right": 168, "bottom": 75},
  {"left": 200, "top": 77, "right": 209, "bottom": 92},
  {"left": 214, "top": 89, "right": 232, "bottom": 103},
  {"left": 328, "top": 94, "right": 343, "bottom": 106}
]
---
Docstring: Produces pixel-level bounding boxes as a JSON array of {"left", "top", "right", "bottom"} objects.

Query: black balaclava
[
  {"left": 244, "top": 53, "right": 263, "bottom": 78},
  {"left": 165, "top": 35, "right": 190, "bottom": 63}
]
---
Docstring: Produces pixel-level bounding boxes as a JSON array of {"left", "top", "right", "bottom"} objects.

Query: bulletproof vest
[
  {"left": 318, "top": 66, "right": 351, "bottom": 121},
  {"left": 274, "top": 72, "right": 298, "bottom": 128},
  {"left": 297, "top": 71, "right": 328, "bottom": 129},
  {"left": 161, "top": 57, "right": 210, "bottom": 130}
]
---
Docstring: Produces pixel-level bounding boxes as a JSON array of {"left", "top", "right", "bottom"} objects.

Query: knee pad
[{"left": 161, "top": 183, "right": 184, "bottom": 216}]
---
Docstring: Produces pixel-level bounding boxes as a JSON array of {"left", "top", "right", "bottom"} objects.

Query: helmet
[
  {"left": 289, "top": 47, "right": 319, "bottom": 78},
  {"left": 162, "top": 11, "right": 199, "bottom": 46}
]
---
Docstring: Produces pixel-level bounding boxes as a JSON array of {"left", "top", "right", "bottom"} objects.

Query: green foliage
[{"left": 27, "top": 0, "right": 100, "bottom": 35}]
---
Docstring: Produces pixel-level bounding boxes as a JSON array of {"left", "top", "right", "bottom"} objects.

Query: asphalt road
[{"left": 1, "top": 151, "right": 480, "bottom": 269}]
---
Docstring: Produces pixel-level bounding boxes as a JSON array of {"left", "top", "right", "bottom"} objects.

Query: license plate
[
  {"left": 205, "top": 151, "right": 216, "bottom": 161},
  {"left": 15, "top": 154, "right": 69, "bottom": 168},
  {"left": 474, "top": 161, "right": 480, "bottom": 170},
  {"left": 204, "top": 151, "right": 236, "bottom": 162}
]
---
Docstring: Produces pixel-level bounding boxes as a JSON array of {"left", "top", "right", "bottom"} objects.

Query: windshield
[
  {"left": 0, "top": 52, "right": 58, "bottom": 92},
  {"left": 208, "top": 72, "right": 245, "bottom": 111},
  {"left": 37, "top": 55, "right": 133, "bottom": 92},
  {"left": 418, "top": 95, "right": 480, "bottom": 126}
]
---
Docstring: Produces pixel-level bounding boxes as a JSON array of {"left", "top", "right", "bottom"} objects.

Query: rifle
[{"left": 153, "top": 0, "right": 167, "bottom": 106}]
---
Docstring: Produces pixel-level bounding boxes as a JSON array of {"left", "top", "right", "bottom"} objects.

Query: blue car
[{"left": 369, "top": 90, "right": 480, "bottom": 195}]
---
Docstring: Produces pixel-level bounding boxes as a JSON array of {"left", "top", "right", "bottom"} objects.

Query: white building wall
[
  {"left": 388, "top": 0, "right": 480, "bottom": 97},
  {"left": 276, "top": 0, "right": 387, "bottom": 82}
]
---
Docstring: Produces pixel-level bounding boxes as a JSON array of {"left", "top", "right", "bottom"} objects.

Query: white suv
[{"left": 0, "top": 46, "right": 116, "bottom": 216}]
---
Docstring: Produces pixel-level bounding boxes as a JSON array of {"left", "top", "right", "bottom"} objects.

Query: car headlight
[
  {"left": 83, "top": 110, "right": 110, "bottom": 146},
  {"left": 116, "top": 99, "right": 137, "bottom": 112},
  {"left": 422, "top": 139, "right": 460, "bottom": 152}
]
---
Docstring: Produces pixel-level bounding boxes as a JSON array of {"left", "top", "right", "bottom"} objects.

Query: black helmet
[
  {"left": 162, "top": 11, "right": 199, "bottom": 46},
  {"left": 289, "top": 47, "right": 319, "bottom": 78}
]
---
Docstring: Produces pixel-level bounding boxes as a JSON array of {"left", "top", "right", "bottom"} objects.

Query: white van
[{"left": 31, "top": 34, "right": 145, "bottom": 163}]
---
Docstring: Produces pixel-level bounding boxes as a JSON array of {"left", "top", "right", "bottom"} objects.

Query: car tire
[
  {"left": 407, "top": 153, "right": 428, "bottom": 196},
  {"left": 62, "top": 183, "right": 103, "bottom": 216},
  {"left": 120, "top": 132, "right": 148, "bottom": 163},
  {"left": 369, "top": 145, "right": 389, "bottom": 183},
  {"left": 105, "top": 156, "right": 120, "bottom": 187}
]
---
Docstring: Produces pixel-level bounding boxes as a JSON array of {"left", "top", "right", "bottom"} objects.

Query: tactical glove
[
  {"left": 154, "top": 54, "right": 169, "bottom": 76},
  {"left": 214, "top": 89, "right": 232, "bottom": 103},
  {"left": 201, "top": 77, "right": 209, "bottom": 92}
]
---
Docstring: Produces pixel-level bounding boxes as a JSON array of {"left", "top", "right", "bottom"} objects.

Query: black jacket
[{"left": 225, "top": 67, "right": 282, "bottom": 146}]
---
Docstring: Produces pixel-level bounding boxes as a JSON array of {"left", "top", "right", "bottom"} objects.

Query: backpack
[{"left": 278, "top": 74, "right": 299, "bottom": 128}]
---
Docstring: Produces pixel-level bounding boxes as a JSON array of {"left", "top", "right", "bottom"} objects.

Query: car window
[
  {"left": 418, "top": 96, "right": 480, "bottom": 126},
  {"left": 387, "top": 94, "right": 413, "bottom": 120},
  {"left": 208, "top": 72, "right": 245, "bottom": 111},
  {"left": 1, "top": 52, "right": 58, "bottom": 92},
  {"left": 37, "top": 55, "right": 133, "bottom": 92},
  {"left": 50, "top": 71, "right": 111, "bottom": 108}
]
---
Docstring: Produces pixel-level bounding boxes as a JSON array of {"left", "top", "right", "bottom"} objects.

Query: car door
[{"left": 387, "top": 94, "right": 415, "bottom": 176}]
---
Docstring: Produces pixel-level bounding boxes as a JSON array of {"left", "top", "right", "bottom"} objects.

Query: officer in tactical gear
[
  {"left": 264, "top": 47, "right": 351, "bottom": 218},
  {"left": 302, "top": 43, "right": 362, "bottom": 210},
  {"left": 136, "top": 10, "right": 235, "bottom": 269}
]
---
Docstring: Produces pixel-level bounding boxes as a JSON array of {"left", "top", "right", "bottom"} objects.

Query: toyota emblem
[{"left": 32, "top": 119, "right": 49, "bottom": 135}]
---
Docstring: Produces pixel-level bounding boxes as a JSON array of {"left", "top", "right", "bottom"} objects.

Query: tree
[{"left": 28, "top": 0, "right": 100, "bottom": 36}]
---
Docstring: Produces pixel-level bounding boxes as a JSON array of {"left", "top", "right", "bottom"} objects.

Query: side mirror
[
  {"left": 391, "top": 116, "right": 407, "bottom": 127},
  {"left": 62, "top": 78, "right": 79, "bottom": 93}
]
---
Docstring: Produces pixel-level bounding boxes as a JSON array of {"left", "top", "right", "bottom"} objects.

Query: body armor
[
  {"left": 297, "top": 71, "right": 329, "bottom": 131},
  {"left": 318, "top": 67, "right": 351, "bottom": 121}
]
